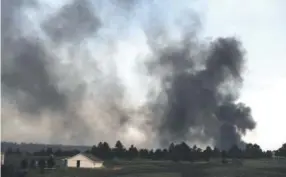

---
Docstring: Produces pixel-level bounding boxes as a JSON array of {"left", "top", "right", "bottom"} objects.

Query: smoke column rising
[
  {"left": 1, "top": 0, "right": 256, "bottom": 150},
  {"left": 145, "top": 32, "right": 256, "bottom": 150}
]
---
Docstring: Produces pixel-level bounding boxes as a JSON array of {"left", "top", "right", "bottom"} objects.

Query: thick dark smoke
[
  {"left": 1, "top": 0, "right": 256, "bottom": 149},
  {"left": 1, "top": 0, "right": 146, "bottom": 146},
  {"left": 2, "top": 39, "right": 66, "bottom": 114},
  {"left": 147, "top": 36, "right": 256, "bottom": 150},
  {"left": 1, "top": 0, "right": 102, "bottom": 144}
]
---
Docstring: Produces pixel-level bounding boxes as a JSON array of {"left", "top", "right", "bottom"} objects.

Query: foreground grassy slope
[{"left": 27, "top": 159, "right": 286, "bottom": 177}]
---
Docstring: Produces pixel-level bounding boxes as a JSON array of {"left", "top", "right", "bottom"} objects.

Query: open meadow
[{"left": 25, "top": 159, "right": 286, "bottom": 177}]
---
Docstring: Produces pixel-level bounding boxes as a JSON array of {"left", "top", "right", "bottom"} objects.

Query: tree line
[
  {"left": 85, "top": 141, "right": 277, "bottom": 161},
  {"left": 275, "top": 143, "right": 286, "bottom": 157},
  {"left": 3, "top": 141, "right": 285, "bottom": 177},
  {"left": 9, "top": 141, "right": 284, "bottom": 162}
]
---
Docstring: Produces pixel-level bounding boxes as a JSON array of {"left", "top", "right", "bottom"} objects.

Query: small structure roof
[{"left": 64, "top": 153, "right": 103, "bottom": 162}]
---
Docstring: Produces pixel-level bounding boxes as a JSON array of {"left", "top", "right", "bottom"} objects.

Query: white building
[{"left": 63, "top": 153, "right": 104, "bottom": 169}]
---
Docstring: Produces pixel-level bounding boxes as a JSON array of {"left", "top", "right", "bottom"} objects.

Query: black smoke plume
[
  {"left": 147, "top": 36, "right": 256, "bottom": 150},
  {"left": 1, "top": 0, "right": 256, "bottom": 149}
]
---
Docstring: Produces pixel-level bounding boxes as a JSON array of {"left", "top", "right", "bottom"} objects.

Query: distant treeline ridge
[{"left": 4, "top": 141, "right": 286, "bottom": 162}]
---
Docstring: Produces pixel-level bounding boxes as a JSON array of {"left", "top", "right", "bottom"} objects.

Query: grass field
[{"left": 24, "top": 159, "right": 286, "bottom": 177}]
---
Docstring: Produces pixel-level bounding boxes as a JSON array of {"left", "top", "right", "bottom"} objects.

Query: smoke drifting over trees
[
  {"left": 146, "top": 36, "right": 256, "bottom": 150},
  {"left": 1, "top": 0, "right": 255, "bottom": 150}
]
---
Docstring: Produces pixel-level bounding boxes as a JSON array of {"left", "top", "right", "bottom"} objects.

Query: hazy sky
[{"left": 2, "top": 0, "right": 285, "bottom": 150}]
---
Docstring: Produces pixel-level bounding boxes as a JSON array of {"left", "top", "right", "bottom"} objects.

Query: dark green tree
[
  {"left": 97, "top": 142, "right": 112, "bottom": 159},
  {"left": 115, "top": 140, "right": 124, "bottom": 149},
  {"left": 203, "top": 146, "right": 212, "bottom": 161},
  {"left": 20, "top": 159, "right": 28, "bottom": 169},
  {"left": 154, "top": 149, "right": 163, "bottom": 160},
  {"left": 162, "top": 149, "right": 168, "bottom": 160},
  {"left": 212, "top": 147, "right": 221, "bottom": 158},
  {"left": 264, "top": 150, "right": 273, "bottom": 158},
  {"left": 47, "top": 155, "right": 55, "bottom": 168},
  {"left": 192, "top": 145, "right": 203, "bottom": 161},
  {"left": 244, "top": 143, "right": 263, "bottom": 158},
  {"left": 178, "top": 142, "right": 191, "bottom": 161},
  {"left": 228, "top": 145, "right": 242, "bottom": 159},
  {"left": 148, "top": 149, "right": 154, "bottom": 159},
  {"left": 91, "top": 145, "right": 99, "bottom": 157},
  {"left": 114, "top": 140, "right": 126, "bottom": 159},
  {"left": 128, "top": 145, "right": 138, "bottom": 160},
  {"left": 139, "top": 149, "right": 149, "bottom": 159},
  {"left": 275, "top": 143, "right": 286, "bottom": 157},
  {"left": 168, "top": 143, "right": 178, "bottom": 161}
]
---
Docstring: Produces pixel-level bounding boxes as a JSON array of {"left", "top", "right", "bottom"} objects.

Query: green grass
[{"left": 23, "top": 159, "right": 286, "bottom": 177}]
